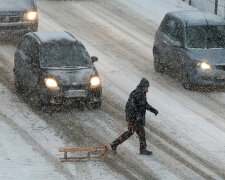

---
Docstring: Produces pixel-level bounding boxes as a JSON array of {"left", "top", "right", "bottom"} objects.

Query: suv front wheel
[
  {"left": 14, "top": 76, "right": 24, "bottom": 94},
  {"left": 86, "top": 96, "right": 102, "bottom": 109},
  {"left": 154, "top": 53, "right": 165, "bottom": 73},
  {"left": 182, "top": 69, "right": 194, "bottom": 90}
]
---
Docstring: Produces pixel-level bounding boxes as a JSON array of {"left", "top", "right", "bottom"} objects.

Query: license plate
[
  {"left": 217, "top": 74, "right": 225, "bottom": 80},
  {"left": 64, "top": 90, "right": 87, "bottom": 98}
]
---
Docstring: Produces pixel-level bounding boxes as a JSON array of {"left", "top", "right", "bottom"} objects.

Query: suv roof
[
  {"left": 167, "top": 10, "right": 225, "bottom": 26},
  {"left": 29, "top": 31, "right": 78, "bottom": 44}
]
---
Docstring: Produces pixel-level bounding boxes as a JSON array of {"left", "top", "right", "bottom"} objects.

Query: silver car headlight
[
  {"left": 24, "top": 11, "right": 38, "bottom": 21},
  {"left": 90, "top": 76, "right": 100, "bottom": 88},
  {"left": 44, "top": 78, "right": 59, "bottom": 90},
  {"left": 197, "top": 62, "right": 211, "bottom": 70}
]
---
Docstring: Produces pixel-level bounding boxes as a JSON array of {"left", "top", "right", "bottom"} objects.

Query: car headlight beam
[
  {"left": 90, "top": 76, "right": 100, "bottom": 88},
  {"left": 44, "top": 78, "right": 59, "bottom": 90},
  {"left": 197, "top": 62, "right": 211, "bottom": 70},
  {"left": 24, "top": 11, "right": 38, "bottom": 21}
]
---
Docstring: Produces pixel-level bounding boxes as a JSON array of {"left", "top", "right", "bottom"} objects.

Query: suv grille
[
  {"left": 216, "top": 65, "right": 225, "bottom": 71},
  {"left": 0, "top": 25, "right": 27, "bottom": 31},
  {"left": 62, "top": 84, "right": 88, "bottom": 91},
  {"left": 0, "top": 15, "right": 22, "bottom": 23}
]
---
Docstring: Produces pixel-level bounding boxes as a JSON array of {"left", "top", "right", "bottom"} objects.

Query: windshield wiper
[{"left": 60, "top": 66, "right": 89, "bottom": 69}]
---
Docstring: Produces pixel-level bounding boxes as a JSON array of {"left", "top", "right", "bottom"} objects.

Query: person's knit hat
[{"left": 139, "top": 78, "right": 150, "bottom": 87}]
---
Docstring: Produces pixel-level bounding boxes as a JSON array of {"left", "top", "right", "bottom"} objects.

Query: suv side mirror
[
  {"left": 91, "top": 56, "right": 98, "bottom": 63},
  {"left": 32, "top": 62, "right": 40, "bottom": 69},
  {"left": 173, "top": 41, "right": 182, "bottom": 48},
  {"left": 25, "top": 56, "right": 32, "bottom": 64}
]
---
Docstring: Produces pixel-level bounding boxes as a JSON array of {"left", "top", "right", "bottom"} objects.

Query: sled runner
[
  {"left": 59, "top": 145, "right": 108, "bottom": 162},
  {"left": 59, "top": 127, "right": 128, "bottom": 162}
]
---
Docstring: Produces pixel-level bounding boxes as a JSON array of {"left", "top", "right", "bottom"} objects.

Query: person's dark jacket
[{"left": 125, "top": 79, "right": 158, "bottom": 126}]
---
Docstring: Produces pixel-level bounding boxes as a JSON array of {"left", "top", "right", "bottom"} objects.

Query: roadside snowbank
[{"left": 0, "top": 83, "right": 126, "bottom": 180}]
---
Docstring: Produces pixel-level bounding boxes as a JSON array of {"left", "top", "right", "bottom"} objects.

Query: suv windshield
[
  {"left": 186, "top": 25, "right": 225, "bottom": 49},
  {"left": 0, "top": 0, "right": 33, "bottom": 11},
  {"left": 40, "top": 43, "right": 92, "bottom": 68}
]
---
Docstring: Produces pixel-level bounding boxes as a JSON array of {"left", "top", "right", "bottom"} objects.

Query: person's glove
[
  {"left": 128, "top": 123, "right": 135, "bottom": 134},
  {"left": 153, "top": 109, "right": 158, "bottom": 116}
]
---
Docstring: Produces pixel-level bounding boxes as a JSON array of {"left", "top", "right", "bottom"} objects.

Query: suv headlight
[
  {"left": 44, "top": 78, "right": 59, "bottom": 90},
  {"left": 24, "top": 11, "right": 38, "bottom": 21},
  {"left": 90, "top": 76, "right": 100, "bottom": 88},
  {"left": 197, "top": 62, "right": 211, "bottom": 70}
]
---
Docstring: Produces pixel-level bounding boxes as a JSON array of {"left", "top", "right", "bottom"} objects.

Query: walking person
[{"left": 111, "top": 78, "right": 158, "bottom": 155}]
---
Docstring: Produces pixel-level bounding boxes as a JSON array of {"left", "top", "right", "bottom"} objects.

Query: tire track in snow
[
  {"left": 0, "top": 111, "right": 75, "bottom": 180},
  {"left": 0, "top": 54, "right": 14, "bottom": 90},
  {"left": 0, "top": 0, "right": 223, "bottom": 179},
  {"left": 0, "top": 7, "right": 217, "bottom": 180},
  {"left": 44, "top": 1, "right": 225, "bottom": 178},
  {"left": 39, "top": 111, "right": 158, "bottom": 179},
  {"left": 1, "top": 48, "right": 222, "bottom": 179},
  {"left": 81, "top": 0, "right": 225, "bottom": 125},
  {"left": 103, "top": 97, "right": 220, "bottom": 180},
  {"left": 0, "top": 25, "right": 141, "bottom": 180},
  {"left": 101, "top": 78, "right": 225, "bottom": 179}
]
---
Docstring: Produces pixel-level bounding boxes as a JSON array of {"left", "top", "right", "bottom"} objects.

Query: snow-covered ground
[
  {"left": 118, "top": 0, "right": 194, "bottom": 24},
  {"left": 0, "top": 0, "right": 225, "bottom": 179},
  {"left": 0, "top": 83, "right": 126, "bottom": 180}
]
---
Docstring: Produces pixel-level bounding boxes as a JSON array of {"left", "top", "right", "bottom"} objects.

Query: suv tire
[
  {"left": 154, "top": 53, "right": 165, "bottom": 73},
  {"left": 87, "top": 97, "right": 102, "bottom": 109},
  {"left": 182, "top": 69, "right": 194, "bottom": 90},
  {"left": 15, "top": 77, "right": 24, "bottom": 94}
]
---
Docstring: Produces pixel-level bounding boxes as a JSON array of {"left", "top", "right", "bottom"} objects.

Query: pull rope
[{"left": 107, "top": 125, "right": 129, "bottom": 147}]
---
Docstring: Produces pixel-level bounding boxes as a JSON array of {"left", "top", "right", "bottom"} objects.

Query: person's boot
[
  {"left": 110, "top": 143, "right": 117, "bottom": 153},
  {"left": 140, "top": 150, "right": 153, "bottom": 155}
]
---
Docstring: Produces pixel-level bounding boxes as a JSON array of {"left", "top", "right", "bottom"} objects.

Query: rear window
[{"left": 0, "top": 0, "right": 33, "bottom": 11}]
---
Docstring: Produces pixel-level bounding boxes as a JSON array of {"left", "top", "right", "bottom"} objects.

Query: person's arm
[{"left": 146, "top": 102, "right": 158, "bottom": 116}]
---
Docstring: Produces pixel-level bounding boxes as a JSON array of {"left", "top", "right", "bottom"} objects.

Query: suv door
[
  {"left": 19, "top": 36, "right": 39, "bottom": 91},
  {"left": 166, "top": 19, "right": 184, "bottom": 74},
  {"left": 15, "top": 36, "right": 33, "bottom": 89},
  {"left": 157, "top": 16, "right": 177, "bottom": 68},
  {"left": 26, "top": 38, "right": 40, "bottom": 93}
]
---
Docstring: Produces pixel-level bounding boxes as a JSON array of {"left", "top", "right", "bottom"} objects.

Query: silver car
[
  {"left": 0, "top": 0, "right": 38, "bottom": 37},
  {"left": 153, "top": 10, "right": 225, "bottom": 90}
]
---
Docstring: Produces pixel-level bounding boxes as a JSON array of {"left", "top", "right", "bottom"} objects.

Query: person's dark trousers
[{"left": 111, "top": 124, "right": 147, "bottom": 152}]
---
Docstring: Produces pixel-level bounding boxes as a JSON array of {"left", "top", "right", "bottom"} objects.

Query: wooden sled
[{"left": 59, "top": 145, "right": 109, "bottom": 162}]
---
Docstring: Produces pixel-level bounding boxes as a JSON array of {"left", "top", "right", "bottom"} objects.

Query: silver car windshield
[
  {"left": 0, "top": 0, "right": 33, "bottom": 10},
  {"left": 40, "top": 43, "right": 92, "bottom": 68},
  {"left": 186, "top": 25, "right": 225, "bottom": 49}
]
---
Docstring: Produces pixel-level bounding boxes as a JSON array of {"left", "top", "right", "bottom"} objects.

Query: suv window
[
  {"left": 161, "top": 17, "right": 183, "bottom": 43},
  {"left": 161, "top": 17, "right": 176, "bottom": 36},
  {"left": 171, "top": 21, "right": 183, "bottom": 43},
  {"left": 19, "top": 37, "right": 39, "bottom": 64},
  {"left": 186, "top": 25, "right": 225, "bottom": 48},
  {"left": 20, "top": 37, "right": 33, "bottom": 57},
  {"left": 30, "top": 39, "right": 39, "bottom": 65}
]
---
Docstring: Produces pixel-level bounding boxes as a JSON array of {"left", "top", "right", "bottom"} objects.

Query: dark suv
[
  {"left": 0, "top": 0, "right": 38, "bottom": 37},
  {"left": 153, "top": 10, "right": 225, "bottom": 89},
  {"left": 14, "top": 31, "right": 102, "bottom": 108}
]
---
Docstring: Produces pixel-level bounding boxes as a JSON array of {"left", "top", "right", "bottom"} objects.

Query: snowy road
[{"left": 0, "top": 0, "right": 225, "bottom": 179}]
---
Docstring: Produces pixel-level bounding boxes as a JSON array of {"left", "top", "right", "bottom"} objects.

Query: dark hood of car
[
  {"left": 187, "top": 48, "right": 225, "bottom": 64},
  {"left": 44, "top": 68, "right": 93, "bottom": 86}
]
